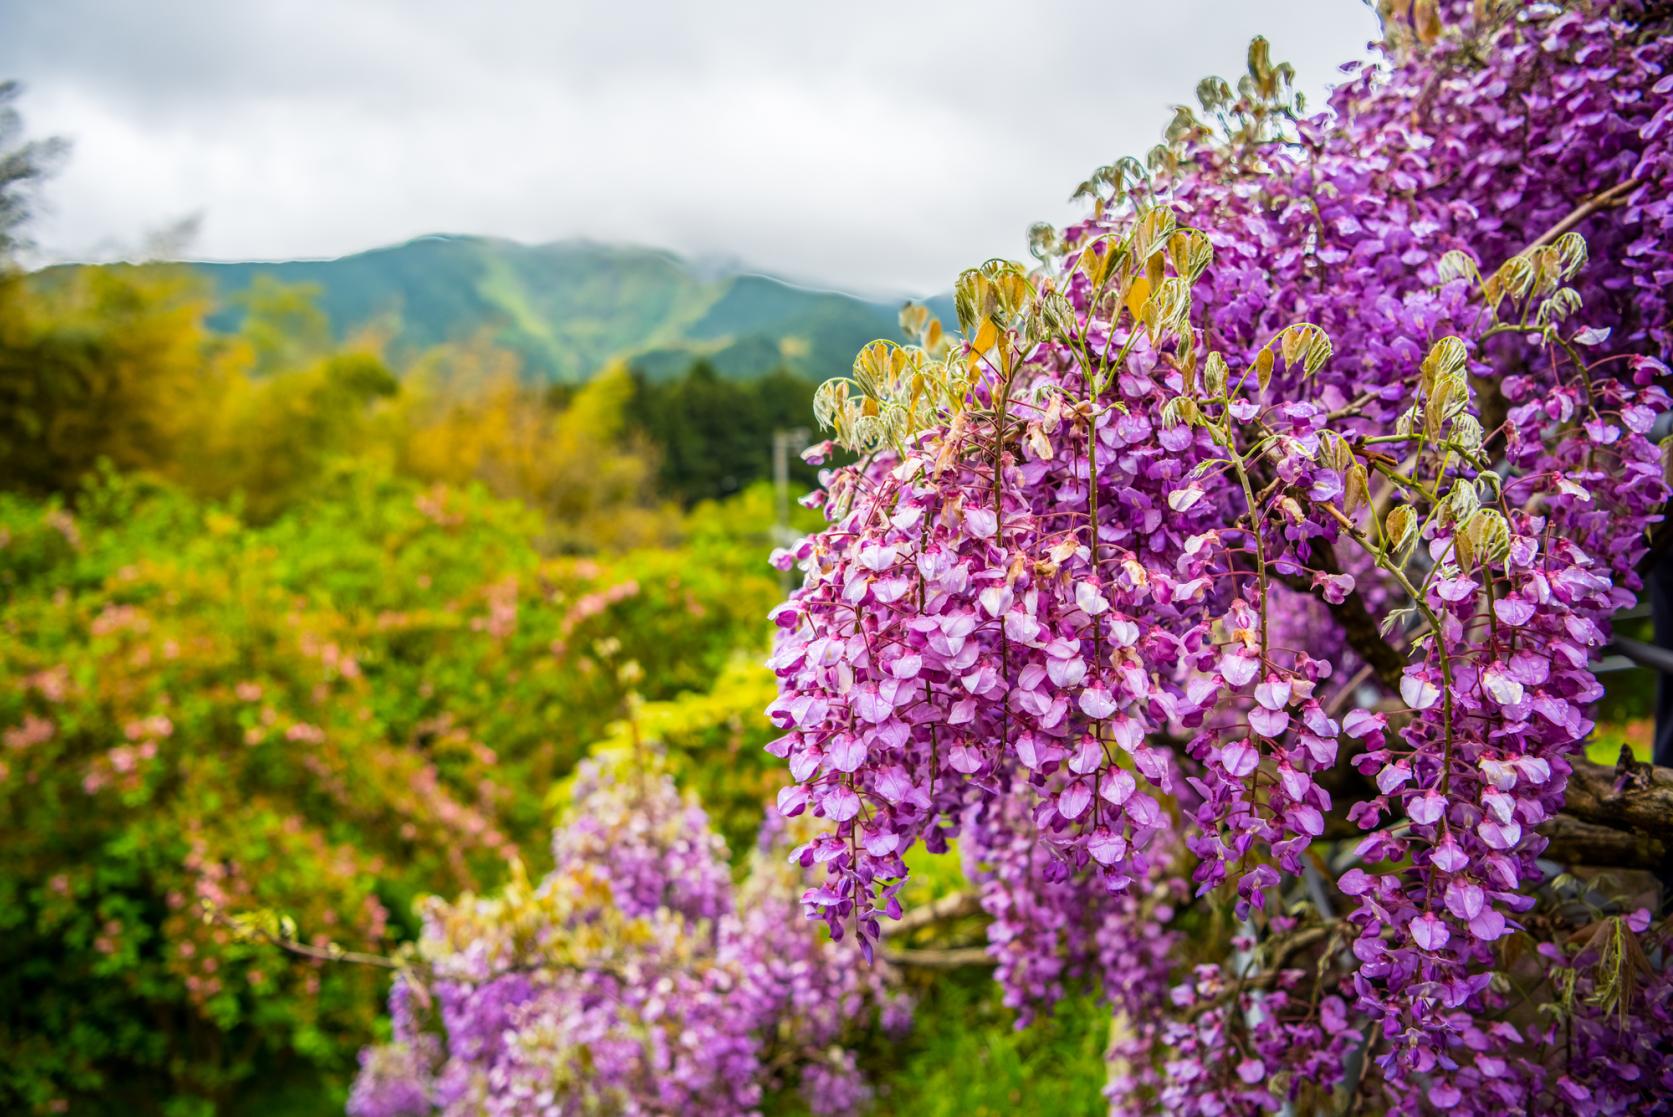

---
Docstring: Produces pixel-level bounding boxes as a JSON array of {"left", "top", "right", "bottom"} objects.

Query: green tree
[
  {"left": 237, "top": 276, "right": 332, "bottom": 376},
  {"left": 0, "top": 265, "right": 216, "bottom": 494},
  {"left": 191, "top": 345, "right": 399, "bottom": 520},
  {"left": 633, "top": 362, "right": 819, "bottom": 505}
]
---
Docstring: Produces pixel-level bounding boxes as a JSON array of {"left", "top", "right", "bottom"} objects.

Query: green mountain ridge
[{"left": 170, "top": 234, "right": 953, "bottom": 382}]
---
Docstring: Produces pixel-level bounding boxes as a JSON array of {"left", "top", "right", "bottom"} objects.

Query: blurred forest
[{"left": 0, "top": 257, "right": 828, "bottom": 534}]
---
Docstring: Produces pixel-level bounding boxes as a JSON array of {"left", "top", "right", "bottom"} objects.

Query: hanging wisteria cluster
[
  {"left": 347, "top": 748, "right": 908, "bottom": 1117},
  {"left": 769, "top": 0, "right": 1673, "bottom": 1113}
]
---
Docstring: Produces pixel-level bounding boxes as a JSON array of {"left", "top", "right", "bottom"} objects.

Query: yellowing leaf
[
  {"left": 1344, "top": 463, "right": 1371, "bottom": 517},
  {"left": 1386, "top": 504, "right": 1418, "bottom": 558},
  {"left": 1124, "top": 275, "right": 1152, "bottom": 321},
  {"left": 1453, "top": 520, "right": 1476, "bottom": 569},
  {"left": 900, "top": 303, "right": 929, "bottom": 337},
  {"left": 1146, "top": 251, "right": 1166, "bottom": 293},
  {"left": 1414, "top": 0, "right": 1441, "bottom": 43}
]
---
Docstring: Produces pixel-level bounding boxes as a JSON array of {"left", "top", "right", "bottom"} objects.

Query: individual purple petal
[
  {"left": 822, "top": 784, "right": 862, "bottom": 822},
  {"left": 1079, "top": 687, "right": 1118, "bottom": 719},
  {"left": 1400, "top": 672, "right": 1441, "bottom": 711},
  {"left": 1408, "top": 792, "right": 1446, "bottom": 826},
  {"left": 1219, "top": 739, "right": 1259, "bottom": 779},
  {"left": 1342, "top": 709, "right": 1385, "bottom": 739},
  {"left": 1410, "top": 912, "right": 1450, "bottom": 951},
  {"left": 1058, "top": 781, "right": 1092, "bottom": 820},
  {"left": 1431, "top": 836, "right": 1469, "bottom": 873}
]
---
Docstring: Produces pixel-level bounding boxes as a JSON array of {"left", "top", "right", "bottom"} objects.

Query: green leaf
[{"left": 1203, "top": 352, "right": 1229, "bottom": 397}]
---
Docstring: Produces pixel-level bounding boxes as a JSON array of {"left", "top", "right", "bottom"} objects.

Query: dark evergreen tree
[{"left": 632, "top": 361, "right": 819, "bottom": 505}]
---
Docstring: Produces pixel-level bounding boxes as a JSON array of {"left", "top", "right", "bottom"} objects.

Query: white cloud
[{"left": 0, "top": 0, "right": 1380, "bottom": 294}]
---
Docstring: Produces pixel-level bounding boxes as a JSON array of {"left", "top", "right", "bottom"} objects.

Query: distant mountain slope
[{"left": 176, "top": 235, "right": 952, "bottom": 383}]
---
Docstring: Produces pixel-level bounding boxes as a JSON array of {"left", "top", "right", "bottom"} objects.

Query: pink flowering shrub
[
  {"left": 768, "top": 2, "right": 1673, "bottom": 1113},
  {"left": 0, "top": 468, "right": 783, "bottom": 1112}
]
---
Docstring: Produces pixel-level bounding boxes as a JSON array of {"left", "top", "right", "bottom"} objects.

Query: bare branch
[
  {"left": 1562, "top": 756, "right": 1673, "bottom": 841},
  {"left": 1524, "top": 179, "right": 1641, "bottom": 252},
  {"left": 1539, "top": 813, "right": 1668, "bottom": 871},
  {"left": 201, "top": 904, "right": 403, "bottom": 970},
  {"left": 888, "top": 891, "right": 983, "bottom": 936},
  {"left": 883, "top": 945, "right": 995, "bottom": 969}
]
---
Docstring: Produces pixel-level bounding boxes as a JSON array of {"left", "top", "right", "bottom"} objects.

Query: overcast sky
[{"left": 0, "top": 0, "right": 1380, "bottom": 295}]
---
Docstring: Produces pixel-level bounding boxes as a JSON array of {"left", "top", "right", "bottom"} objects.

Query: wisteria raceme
[
  {"left": 550, "top": 751, "right": 733, "bottom": 924},
  {"left": 958, "top": 765, "right": 1185, "bottom": 1032},
  {"left": 348, "top": 748, "right": 905, "bottom": 1117},
  {"left": 768, "top": 0, "right": 1673, "bottom": 1112}
]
